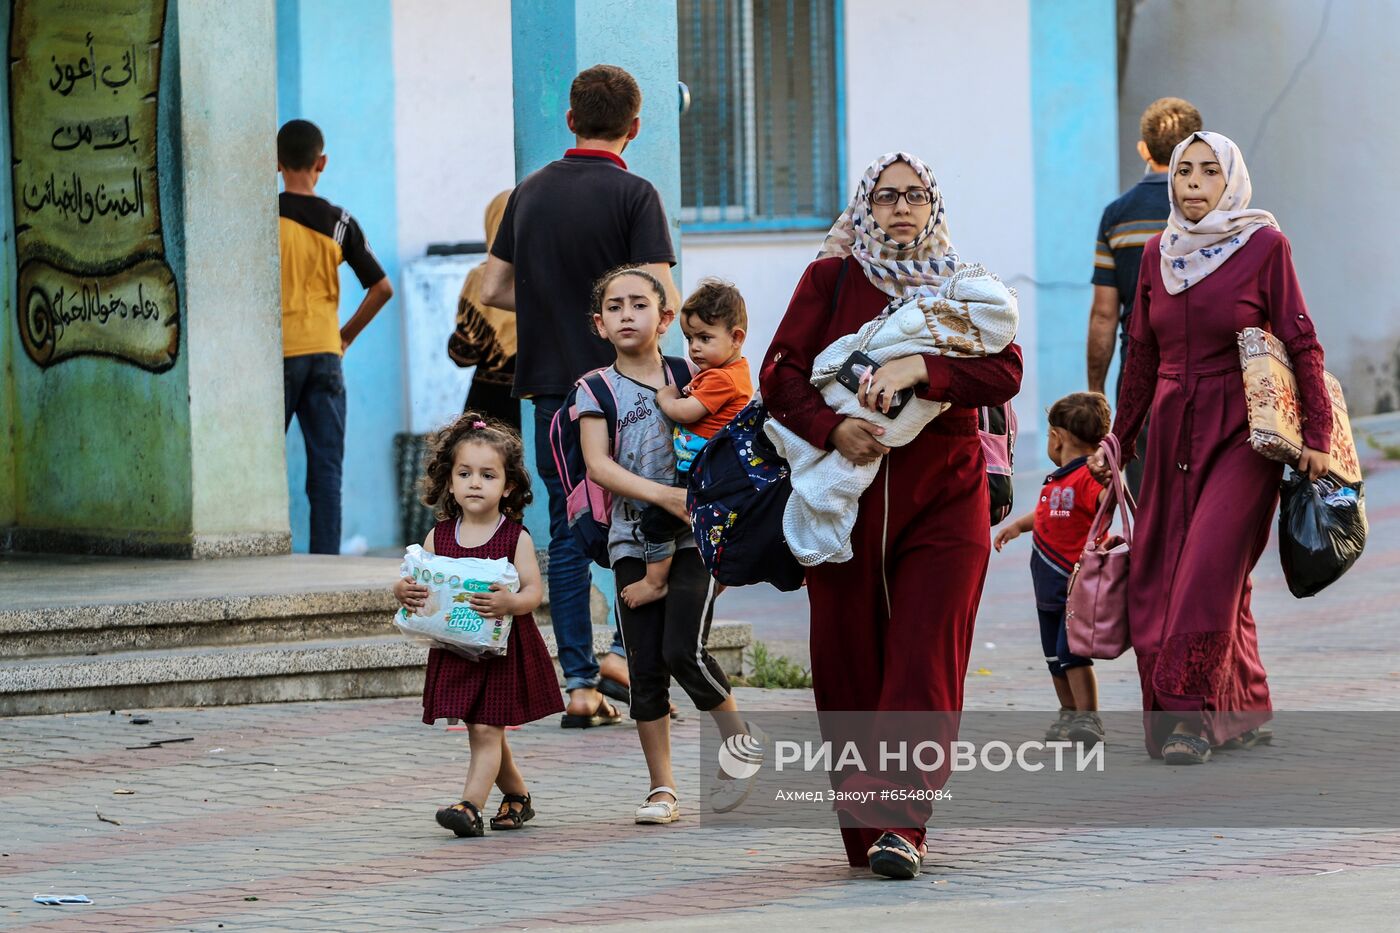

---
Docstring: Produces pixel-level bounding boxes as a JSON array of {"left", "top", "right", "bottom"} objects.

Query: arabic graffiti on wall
[{"left": 8, "top": 0, "right": 179, "bottom": 372}]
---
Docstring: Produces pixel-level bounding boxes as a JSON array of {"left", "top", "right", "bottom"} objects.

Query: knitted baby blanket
[{"left": 765, "top": 264, "right": 1018, "bottom": 565}]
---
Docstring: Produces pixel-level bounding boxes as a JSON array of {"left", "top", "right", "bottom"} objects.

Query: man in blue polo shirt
[
  {"left": 1086, "top": 97, "right": 1201, "bottom": 495},
  {"left": 480, "top": 64, "right": 680, "bottom": 727}
]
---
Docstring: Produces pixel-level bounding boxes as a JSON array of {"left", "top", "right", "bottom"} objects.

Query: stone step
[
  {"left": 0, "top": 553, "right": 606, "bottom": 660},
  {"left": 0, "top": 623, "right": 753, "bottom": 717},
  {"left": 0, "top": 552, "right": 752, "bottom": 717},
  {"left": 0, "top": 591, "right": 399, "bottom": 659}
]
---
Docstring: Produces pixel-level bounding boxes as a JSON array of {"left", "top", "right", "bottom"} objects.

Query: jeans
[
  {"left": 284, "top": 353, "right": 347, "bottom": 555},
  {"left": 1030, "top": 550, "right": 1091, "bottom": 678},
  {"left": 532, "top": 395, "right": 623, "bottom": 691}
]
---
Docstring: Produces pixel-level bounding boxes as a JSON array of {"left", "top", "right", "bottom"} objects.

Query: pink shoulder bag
[{"left": 1064, "top": 434, "right": 1134, "bottom": 660}]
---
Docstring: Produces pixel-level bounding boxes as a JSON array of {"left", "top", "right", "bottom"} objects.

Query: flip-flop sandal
[
  {"left": 598, "top": 677, "right": 631, "bottom": 705},
  {"left": 599, "top": 677, "right": 679, "bottom": 718},
  {"left": 560, "top": 697, "right": 623, "bottom": 729}
]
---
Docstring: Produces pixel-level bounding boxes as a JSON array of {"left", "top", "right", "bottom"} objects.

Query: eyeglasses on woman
[{"left": 871, "top": 187, "right": 933, "bottom": 207}]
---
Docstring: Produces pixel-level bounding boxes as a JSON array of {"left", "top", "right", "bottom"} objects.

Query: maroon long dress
[
  {"left": 761, "top": 256, "right": 1023, "bottom": 865},
  {"left": 1112, "top": 228, "right": 1331, "bottom": 755},
  {"left": 420, "top": 518, "right": 564, "bottom": 727}
]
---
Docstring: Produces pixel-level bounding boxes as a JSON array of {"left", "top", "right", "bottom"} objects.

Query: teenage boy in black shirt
[{"left": 481, "top": 64, "right": 679, "bottom": 725}]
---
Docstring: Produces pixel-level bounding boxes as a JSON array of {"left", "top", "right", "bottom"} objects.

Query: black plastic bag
[{"left": 1278, "top": 472, "right": 1367, "bottom": 598}]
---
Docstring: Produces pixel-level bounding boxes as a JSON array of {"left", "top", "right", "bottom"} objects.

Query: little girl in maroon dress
[{"left": 393, "top": 413, "right": 563, "bottom": 837}]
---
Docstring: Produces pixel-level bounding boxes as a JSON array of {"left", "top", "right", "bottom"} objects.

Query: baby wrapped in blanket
[{"left": 765, "top": 263, "right": 1018, "bottom": 565}]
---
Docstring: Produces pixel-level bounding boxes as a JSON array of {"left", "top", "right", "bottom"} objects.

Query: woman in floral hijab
[{"left": 760, "top": 152, "right": 1023, "bottom": 879}]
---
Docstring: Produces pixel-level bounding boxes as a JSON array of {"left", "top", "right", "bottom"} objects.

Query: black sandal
[
  {"left": 598, "top": 677, "right": 631, "bottom": 706},
  {"left": 435, "top": 800, "right": 484, "bottom": 837},
  {"left": 489, "top": 793, "right": 535, "bottom": 830},
  {"left": 560, "top": 696, "right": 623, "bottom": 729},
  {"left": 598, "top": 677, "right": 681, "bottom": 719},
  {"left": 1162, "top": 733, "right": 1212, "bottom": 765},
  {"left": 867, "top": 831, "right": 924, "bottom": 880}
]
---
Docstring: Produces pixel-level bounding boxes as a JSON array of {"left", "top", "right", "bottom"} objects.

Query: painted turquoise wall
[
  {"left": 0, "top": 3, "right": 194, "bottom": 545},
  {"left": 509, "top": 0, "right": 683, "bottom": 577},
  {"left": 276, "top": 0, "right": 403, "bottom": 552},
  {"left": 1030, "top": 0, "right": 1119, "bottom": 417}
]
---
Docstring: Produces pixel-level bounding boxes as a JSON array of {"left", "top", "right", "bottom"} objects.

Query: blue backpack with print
[
  {"left": 548, "top": 357, "right": 692, "bottom": 568},
  {"left": 685, "top": 398, "right": 805, "bottom": 591}
]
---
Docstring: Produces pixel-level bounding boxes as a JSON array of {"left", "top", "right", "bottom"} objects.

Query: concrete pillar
[
  {"left": 177, "top": 0, "right": 291, "bottom": 557},
  {"left": 508, "top": 0, "right": 683, "bottom": 552},
  {"left": 1029, "top": 0, "right": 1118, "bottom": 419},
  {"left": 1, "top": 0, "right": 289, "bottom": 557}
]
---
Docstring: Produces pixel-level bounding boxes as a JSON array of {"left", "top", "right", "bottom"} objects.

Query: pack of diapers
[{"left": 394, "top": 545, "right": 519, "bottom": 659}]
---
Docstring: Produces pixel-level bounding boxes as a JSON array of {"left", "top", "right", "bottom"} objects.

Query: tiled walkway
[{"left": 4, "top": 460, "right": 1398, "bottom": 931}]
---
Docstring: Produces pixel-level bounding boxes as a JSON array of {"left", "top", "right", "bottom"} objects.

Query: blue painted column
[
  {"left": 1030, "top": 0, "right": 1118, "bottom": 459},
  {"left": 509, "top": 0, "right": 682, "bottom": 601},
  {"left": 276, "top": 0, "right": 402, "bottom": 552}
]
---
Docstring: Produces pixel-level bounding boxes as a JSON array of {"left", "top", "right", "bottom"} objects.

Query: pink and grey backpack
[
  {"left": 979, "top": 402, "right": 1018, "bottom": 524},
  {"left": 548, "top": 357, "right": 692, "bottom": 567}
]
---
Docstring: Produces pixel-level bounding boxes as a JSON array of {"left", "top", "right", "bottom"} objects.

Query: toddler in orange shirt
[{"left": 623, "top": 279, "right": 752, "bottom": 608}]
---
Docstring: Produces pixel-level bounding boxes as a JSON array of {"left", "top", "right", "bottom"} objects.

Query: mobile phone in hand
[{"left": 836, "top": 350, "right": 910, "bottom": 419}]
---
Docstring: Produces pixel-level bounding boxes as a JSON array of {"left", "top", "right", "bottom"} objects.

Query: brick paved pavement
[{"left": 3, "top": 460, "right": 1398, "bottom": 931}]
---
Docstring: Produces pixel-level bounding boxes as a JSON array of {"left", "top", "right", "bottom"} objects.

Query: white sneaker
[
  {"left": 710, "top": 722, "right": 767, "bottom": 813},
  {"left": 635, "top": 786, "right": 680, "bottom": 824}
]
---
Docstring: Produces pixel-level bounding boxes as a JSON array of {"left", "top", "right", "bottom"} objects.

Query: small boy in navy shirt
[{"left": 995, "top": 392, "right": 1111, "bottom": 745}]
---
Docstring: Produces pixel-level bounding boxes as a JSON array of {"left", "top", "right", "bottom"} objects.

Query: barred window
[{"left": 678, "top": 0, "right": 843, "bottom": 231}]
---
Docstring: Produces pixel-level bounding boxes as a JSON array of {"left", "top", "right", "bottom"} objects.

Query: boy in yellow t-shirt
[{"left": 277, "top": 119, "right": 393, "bottom": 553}]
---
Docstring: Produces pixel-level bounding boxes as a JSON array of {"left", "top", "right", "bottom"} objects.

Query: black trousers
[{"left": 614, "top": 551, "right": 731, "bottom": 721}]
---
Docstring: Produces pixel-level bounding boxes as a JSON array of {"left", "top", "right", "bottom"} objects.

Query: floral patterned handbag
[{"left": 1237, "top": 327, "right": 1361, "bottom": 485}]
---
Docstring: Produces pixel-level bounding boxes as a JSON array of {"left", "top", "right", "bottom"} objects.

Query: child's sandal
[
  {"left": 489, "top": 793, "right": 534, "bottom": 830},
  {"left": 435, "top": 799, "right": 484, "bottom": 837},
  {"left": 635, "top": 786, "right": 680, "bottom": 824}
]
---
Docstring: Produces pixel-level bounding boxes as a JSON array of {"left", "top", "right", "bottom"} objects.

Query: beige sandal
[{"left": 634, "top": 786, "right": 680, "bottom": 824}]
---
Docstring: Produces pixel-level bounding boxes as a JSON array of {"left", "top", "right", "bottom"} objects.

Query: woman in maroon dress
[
  {"left": 761, "top": 153, "right": 1022, "bottom": 878},
  {"left": 1089, "top": 132, "right": 1332, "bottom": 764}
]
